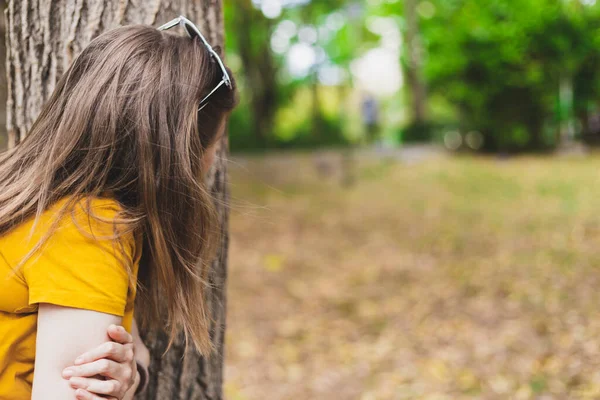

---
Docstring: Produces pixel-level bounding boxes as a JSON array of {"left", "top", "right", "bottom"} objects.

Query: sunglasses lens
[{"left": 183, "top": 23, "right": 197, "bottom": 39}]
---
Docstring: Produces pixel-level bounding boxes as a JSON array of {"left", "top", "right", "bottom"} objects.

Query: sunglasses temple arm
[
  {"left": 197, "top": 79, "right": 227, "bottom": 111},
  {"left": 157, "top": 17, "right": 182, "bottom": 31},
  {"left": 211, "top": 51, "right": 232, "bottom": 87}
]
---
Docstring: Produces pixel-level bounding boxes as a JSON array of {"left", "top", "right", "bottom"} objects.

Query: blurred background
[
  {"left": 222, "top": 1, "right": 600, "bottom": 399},
  {"left": 3, "top": 0, "right": 600, "bottom": 398}
]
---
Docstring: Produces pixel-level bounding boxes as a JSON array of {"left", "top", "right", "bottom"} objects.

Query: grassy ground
[{"left": 224, "top": 152, "right": 600, "bottom": 400}]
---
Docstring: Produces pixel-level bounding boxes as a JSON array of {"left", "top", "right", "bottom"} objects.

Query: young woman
[{"left": 0, "top": 16, "right": 237, "bottom": 399}]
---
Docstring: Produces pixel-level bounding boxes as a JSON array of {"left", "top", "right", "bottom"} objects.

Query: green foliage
[
  {"left": 275, "top": 114, "right": 351, "bottom": 149},
  {"left": 422, "top": 0, "right": 600, "bottom": 151},
  {"left": 229, "top": 100, "right": 351, "bottom": 152},
  {"left": 223, "top": 0, "right": 600, "bottom": 153},
  {"left": 401, "top": 121, "right": 437, "bottom": 142}
]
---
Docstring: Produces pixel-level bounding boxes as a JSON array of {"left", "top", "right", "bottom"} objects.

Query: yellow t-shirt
[{"left": 0, "top": 197, "right": 140, "bottom": 399}]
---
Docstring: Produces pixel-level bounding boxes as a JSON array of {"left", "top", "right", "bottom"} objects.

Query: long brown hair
[{"left": 0, "top": 24, "right": 237, "bottom": 355}]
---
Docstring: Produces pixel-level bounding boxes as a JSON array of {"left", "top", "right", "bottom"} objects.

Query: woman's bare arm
[
  {"left": 130, "top": 318, "right": 150, "bottom": 395},
  {"left": 66, "top": 324, "right": 138, "bottom": 399},
  {"left": 131, "top": 319, "right": 150, "bottom": 368},
  {"left": 31, "top": 303, "right": 121, "bottom": 400}
]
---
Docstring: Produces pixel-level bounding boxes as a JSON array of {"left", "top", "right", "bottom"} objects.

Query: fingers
[
  {"left": 70, "top": 377, "right": 122, "bottom": 396},
  {"left": 73, "top": 388, "right": 117, "bottom": 400},
  {"left": 107, "top": 324, "right": 133, "bottom": 345},
  {"left": 73, "top": 340, "right": 134, "bottom": 365},
  {"left": 63, "top": 359, "right": 131, "bottom": 381}
]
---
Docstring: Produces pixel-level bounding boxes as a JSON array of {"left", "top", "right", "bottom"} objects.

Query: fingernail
[
  {"left": 74, "top": 356, "right": 83, "bottom": 365},
  {"left": 62, "top": 368, "right": 73, "bottom": 378}
]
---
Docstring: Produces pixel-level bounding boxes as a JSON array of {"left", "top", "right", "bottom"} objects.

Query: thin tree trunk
[
  {"left": 5, "top": 1, "right": 230, "bottom": 399},
  {"left": 404, "top": 0, "right": 427, "bottom": 123},
  {"left": 232, "top": 0, "right": 277, "bottom": 146},
  {"left": 311, "top": 70, "right": 322, "bottom": 137}
]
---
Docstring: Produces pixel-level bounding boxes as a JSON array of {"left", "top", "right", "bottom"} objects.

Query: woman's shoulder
[
  {"left": 2, "top": 195, "right": 134, "bottom": 254},
  {"left": 21, "top": 196, "right": 139, "bottom": 319},
  {"left": 28, "top": 196, "right": 128, "bottom": 240},
  {"left": 52, "top": 196, "right": 124, "bottom": 219}
]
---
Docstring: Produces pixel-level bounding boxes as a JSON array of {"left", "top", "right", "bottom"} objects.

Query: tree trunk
[
  {"left": 0, "top": 0, "right": 6, "bottom": 150},
  {"left": 310, "top": 69, "right": 323, "bottom": 137},
  {"left": 5, "top": 1, "right": 230, "bottom": 399},
  {"left": 232, "top": 0, "right": 277, "bottom": 146},
  {"left": 404, "top": 0, "right": 428, "bottom": 123}
]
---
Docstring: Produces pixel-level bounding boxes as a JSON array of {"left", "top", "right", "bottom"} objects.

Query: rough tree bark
[
  {"left": 0, "top": 0, "right": 6, "bottom": 149},
  {"left": 5, "top": 1, "right": 230, "bottom": 399}
]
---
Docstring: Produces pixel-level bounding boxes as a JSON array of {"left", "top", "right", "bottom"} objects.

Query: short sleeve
[{"left": 23, "top": 198, "right": 135, "bottom": 317}]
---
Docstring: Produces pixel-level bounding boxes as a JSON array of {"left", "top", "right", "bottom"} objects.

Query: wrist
[{"left": 135, "top": 360, "right": 149, "bottom": 395}]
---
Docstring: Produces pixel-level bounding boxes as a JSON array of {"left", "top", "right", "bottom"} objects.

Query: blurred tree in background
[{"left": 225, "top": 0, "right": 380, "bottom": 151}]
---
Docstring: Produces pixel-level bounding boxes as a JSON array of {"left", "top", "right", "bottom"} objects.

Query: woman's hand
[{"left": 62, "top": 324, "right": 138, "bottom": 399}]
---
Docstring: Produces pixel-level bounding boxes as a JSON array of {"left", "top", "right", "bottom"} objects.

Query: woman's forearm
[
  {"left": 131, "top": 318, "right": 150, "bottom": 367},
  {"left": 131, "top": 318, "right": 150, "bottom": 394}
]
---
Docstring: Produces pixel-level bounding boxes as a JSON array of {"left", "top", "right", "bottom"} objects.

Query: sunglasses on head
[{"left": 157, "top": 15, "right": 232, "bottom": 111}]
